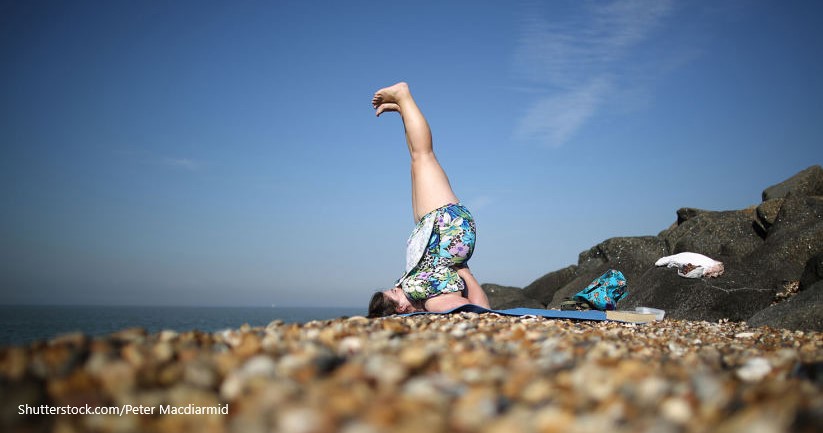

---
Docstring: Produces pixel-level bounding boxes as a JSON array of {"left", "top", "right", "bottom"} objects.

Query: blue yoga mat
[{"left": 404, "top": 304, "right": 608, "bottom": 321}]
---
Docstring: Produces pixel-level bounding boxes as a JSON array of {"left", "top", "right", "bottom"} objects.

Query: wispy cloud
[
  {"left": 513, "top": 0, "right": 675, "bottom": 146},
  {"left": 515, "top": 76, "right": 611, "bottom": 145},
  {"left": 162, "top": 157, "right": 201, "bottom": 171}
]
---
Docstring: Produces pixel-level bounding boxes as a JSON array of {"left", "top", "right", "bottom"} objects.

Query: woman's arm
[
  {"left": 457, "top": 266, "right": 491, "bottom": 309},
  {"left": 422, "top": 267, "right": 491, "bottom": 313},
  {"left": 423, "top": 292, "right": 470, "bottom": 312}
]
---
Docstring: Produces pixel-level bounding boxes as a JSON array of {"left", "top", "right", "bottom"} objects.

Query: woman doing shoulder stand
[{"left": 367, "top": 82, "right": 490, "bottom": 318}]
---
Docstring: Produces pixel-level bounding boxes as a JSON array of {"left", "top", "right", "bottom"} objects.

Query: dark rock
[
  {"left": 547, "top": 271, "right": 608, "bottom": 309},
  {"left": 482, "top": 284, "right": 544, "bottom": 309},
  {"left": 522, "top": 265, "right": 578, "bottom": 305},
  {"left": 577, "top": 236, "right": 668, "bottom": 273},
  {"left": 769, "top": 194, "right": 823, "bottom": 238},
  {"left": 747, "top": 195, "right": 823, "bottom": 284},
  {"left": 755, "top": 199, "right": 784, "bottom": 235},
  {"left": 800, "top": 254, "right": 823, "bottom": 290},
  {"left": 624, "top": 264, "right": 776, "bottom": 322},
  {"left": 547, "top": 236, "right": 668, "bottom": 308},
  {"left": 747, "top": 280, "right": 823, "bottom": 332},
  {"left": 676, "top": 207, "right": 705, "bottom": 224},
  {"left": 762, "top": 165, "right": 823, "bottom": 201},
  {"left": 660, "top": 208, "right": 763, "bottom": 258}
]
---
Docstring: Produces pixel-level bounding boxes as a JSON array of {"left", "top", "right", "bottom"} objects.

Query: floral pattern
[
  {"left": 572, "top": 269, "right": 628, "bottom": 311},
  {"left": 395, "top": 204, "right": 476, "bottom": 301}
]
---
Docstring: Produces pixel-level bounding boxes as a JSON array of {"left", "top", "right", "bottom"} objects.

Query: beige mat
[{"left": 605, "top": 310, "right": 659, "bottom": 323}]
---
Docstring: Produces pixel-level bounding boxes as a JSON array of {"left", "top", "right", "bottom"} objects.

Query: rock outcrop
[
  {"left": 481, "top": 284, "right": 544, "bottom": 309},
  {"left": 748, "top": 280, "right": 823, "bottom": 330},
  {"left": 485, "top": 165, "right": 823, "bottom": 331}
]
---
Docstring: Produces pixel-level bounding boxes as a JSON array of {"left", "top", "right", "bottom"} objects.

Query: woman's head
[
  {"left": 367, "top": 287, "right": 415, "bottom": 318},
  {"left": 368, "top": 291, "right": 397, "bottom": 318}
]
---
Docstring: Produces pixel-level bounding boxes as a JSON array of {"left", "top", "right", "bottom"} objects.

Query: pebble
[
  {"left": 661, "top": 397, "right": 693, "bottom": 424},
  {"left": 1, "top": 314, "right": 821, "bottom": 433},
  {"left": 220, "top": 355, "right": 277, "bottom": 400},
  {"left": 736, "top": 357, "right": 773, "bottom": 382}
]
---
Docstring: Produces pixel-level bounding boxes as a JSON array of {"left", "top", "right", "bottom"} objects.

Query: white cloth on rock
[{"left": 655, "top": 252, "right": 724, "bottom": 278}]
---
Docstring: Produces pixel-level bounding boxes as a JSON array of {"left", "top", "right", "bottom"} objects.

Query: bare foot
[
  {"left": 371, "top": 82, "right": 410, "bottom": 109},
  {"left": 375, "top": 102, "right": 400, "bottom": 117}
]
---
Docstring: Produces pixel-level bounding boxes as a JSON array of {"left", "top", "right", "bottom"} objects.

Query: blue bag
[{"left": 572, "top": 269, "right": 628, "bottom": 311}]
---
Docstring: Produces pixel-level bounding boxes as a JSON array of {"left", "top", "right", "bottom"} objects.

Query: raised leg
[{"left": 373, "top": 82, "right": 459, "bottom": 222}]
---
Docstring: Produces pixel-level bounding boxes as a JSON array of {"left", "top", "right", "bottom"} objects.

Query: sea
[{"left": 0, "top": 305, "right": 365, "bottom": 347}]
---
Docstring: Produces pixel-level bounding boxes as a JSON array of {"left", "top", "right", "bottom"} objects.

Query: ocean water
[{"left": 0, "top": 305, "right": 365, "bottom": 347}]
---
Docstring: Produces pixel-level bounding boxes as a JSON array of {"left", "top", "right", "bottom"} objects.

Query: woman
[{"left": 367, "top": 82, "right": 491, "bottom": 318}]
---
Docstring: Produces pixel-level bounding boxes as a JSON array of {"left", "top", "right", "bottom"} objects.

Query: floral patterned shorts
[{"left": 396, "top": 203, "right": 476, "bottom": 301}]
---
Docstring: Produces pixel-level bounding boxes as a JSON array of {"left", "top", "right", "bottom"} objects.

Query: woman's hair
[{"left": 368, "top": 291, "right": 398, "bottom": 318}]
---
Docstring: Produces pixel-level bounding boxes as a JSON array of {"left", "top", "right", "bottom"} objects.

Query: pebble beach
[{"left": 2, "top": 313, "right": 822, "bottom": 433}]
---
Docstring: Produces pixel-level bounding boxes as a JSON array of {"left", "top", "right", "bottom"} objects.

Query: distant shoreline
[{"left": 0, "top": 305, "right": 364, "bottom": 347}]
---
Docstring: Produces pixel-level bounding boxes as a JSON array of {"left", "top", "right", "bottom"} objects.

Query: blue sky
[{"left": 1, "top": 0, "right": 821, "bottom": 308}]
